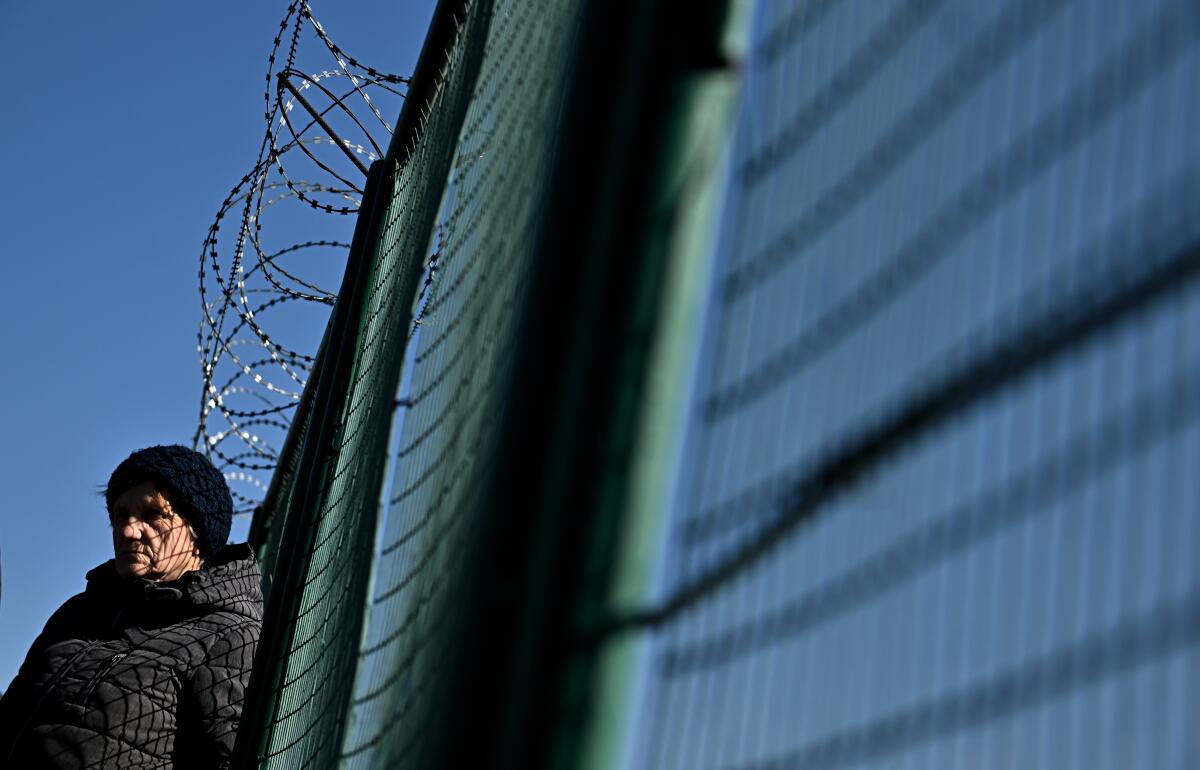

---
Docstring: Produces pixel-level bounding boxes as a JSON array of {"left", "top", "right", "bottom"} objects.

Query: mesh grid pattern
[
  {"left": 626, "top": 0, "right": 1200, "bottom": 767},
  {"left": 338, "top": 0, "right": 583, "bottom": 767},
  {"left": 244, "top": 4, "right": 495, "bottom": 768}
]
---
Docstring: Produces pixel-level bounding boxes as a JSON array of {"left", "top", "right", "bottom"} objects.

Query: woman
[{"left": 0, "top": 445, "right": 263, "bottom": 769}]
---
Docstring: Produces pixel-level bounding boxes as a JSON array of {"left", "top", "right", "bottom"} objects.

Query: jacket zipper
[
  {"left": 78, "top": 652, "right": 128, "bottom": 703},
  {"left": 77, "top": 608, "right": 128, "bottom": 704},
  {"left": 5, "top": 605, "right": 128, "bottom": 760}
]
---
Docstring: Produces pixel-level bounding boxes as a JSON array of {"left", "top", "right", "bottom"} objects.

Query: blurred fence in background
[
  {"left": 237, "top": 0, "right": 1200, "bottom": 768},
  {"left": 619, "top": 1, "right": 1200, "bottom": 768}
]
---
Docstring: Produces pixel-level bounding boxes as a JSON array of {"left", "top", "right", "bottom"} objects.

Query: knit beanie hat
[{"left": 105, "top": 445, "right": 234, "bottom": 560}]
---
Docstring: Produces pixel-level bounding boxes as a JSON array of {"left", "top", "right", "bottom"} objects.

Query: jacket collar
[{"left": 85, "top": 543, "right": 263, "bottom": 621}]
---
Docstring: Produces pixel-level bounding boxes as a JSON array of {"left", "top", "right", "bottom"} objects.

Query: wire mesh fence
[
  {"left": 43, "top": 0, "right": 1200, "bottom": 767},
  {"left": 339, "top": 0, "right": 584, "bottom": 765},
  {"left": 233, "top": 1, "right": 494, "bottom": 766},
  {"left": 226, "top": 0, "right": 1200, "bottom": 767},
  {"left": 236, "top": 0, "right": 587, "bottom": 767},
  {"left": 617, "top": 0, "right": 1200, "bottom": 767}
]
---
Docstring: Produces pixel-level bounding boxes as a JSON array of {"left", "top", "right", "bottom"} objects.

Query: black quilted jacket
[{"left": 0, "top": 544, "right": 263, "bottom": 769}]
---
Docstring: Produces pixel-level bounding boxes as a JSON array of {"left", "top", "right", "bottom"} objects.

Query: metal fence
[
  {"left": 239, "top": 0, "right": 1200, "bottom": 768},
  {"left": 617, "top": 1, "right": 1200, "bottom": 768}
]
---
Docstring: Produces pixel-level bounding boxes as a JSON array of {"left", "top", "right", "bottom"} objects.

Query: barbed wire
[{"left": 194, "top": 1, "right": 411, "bottom": 514}]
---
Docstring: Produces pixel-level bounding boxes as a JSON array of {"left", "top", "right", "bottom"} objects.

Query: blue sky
[{"left": 0, "top": 0, "right": 434, "bottom": 689}]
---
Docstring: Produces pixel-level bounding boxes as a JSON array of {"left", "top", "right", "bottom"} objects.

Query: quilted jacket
[{"left": 0, "top": 544, "right": 262, "bottom": 769}]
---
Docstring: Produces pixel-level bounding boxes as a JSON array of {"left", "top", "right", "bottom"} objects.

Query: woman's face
[{"left": 110, "top": 481, "right": 202, "bottom": 581}]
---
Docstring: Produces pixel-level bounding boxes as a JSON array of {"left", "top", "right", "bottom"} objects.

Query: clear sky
[{"left": 0, "top": 0, "right": 434, "bottom": 689}]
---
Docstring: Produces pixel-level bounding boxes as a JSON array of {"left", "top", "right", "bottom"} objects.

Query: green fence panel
[
  {"left": 609, "top": 1, "right": 1200, "bottom": 768},
  {"left": 235, "top": 0, "right": 492, "bottom": 766},
  {"left": 338, "top": 0, "right": 586, "bottom": 766},
  {"left": 239, "top": 2, "right": 1200, "bottom": 769}
]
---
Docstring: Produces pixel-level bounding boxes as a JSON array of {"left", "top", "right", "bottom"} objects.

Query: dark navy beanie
[{"left": 105, "top": 445, "right": 233, "bottom": 560}]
